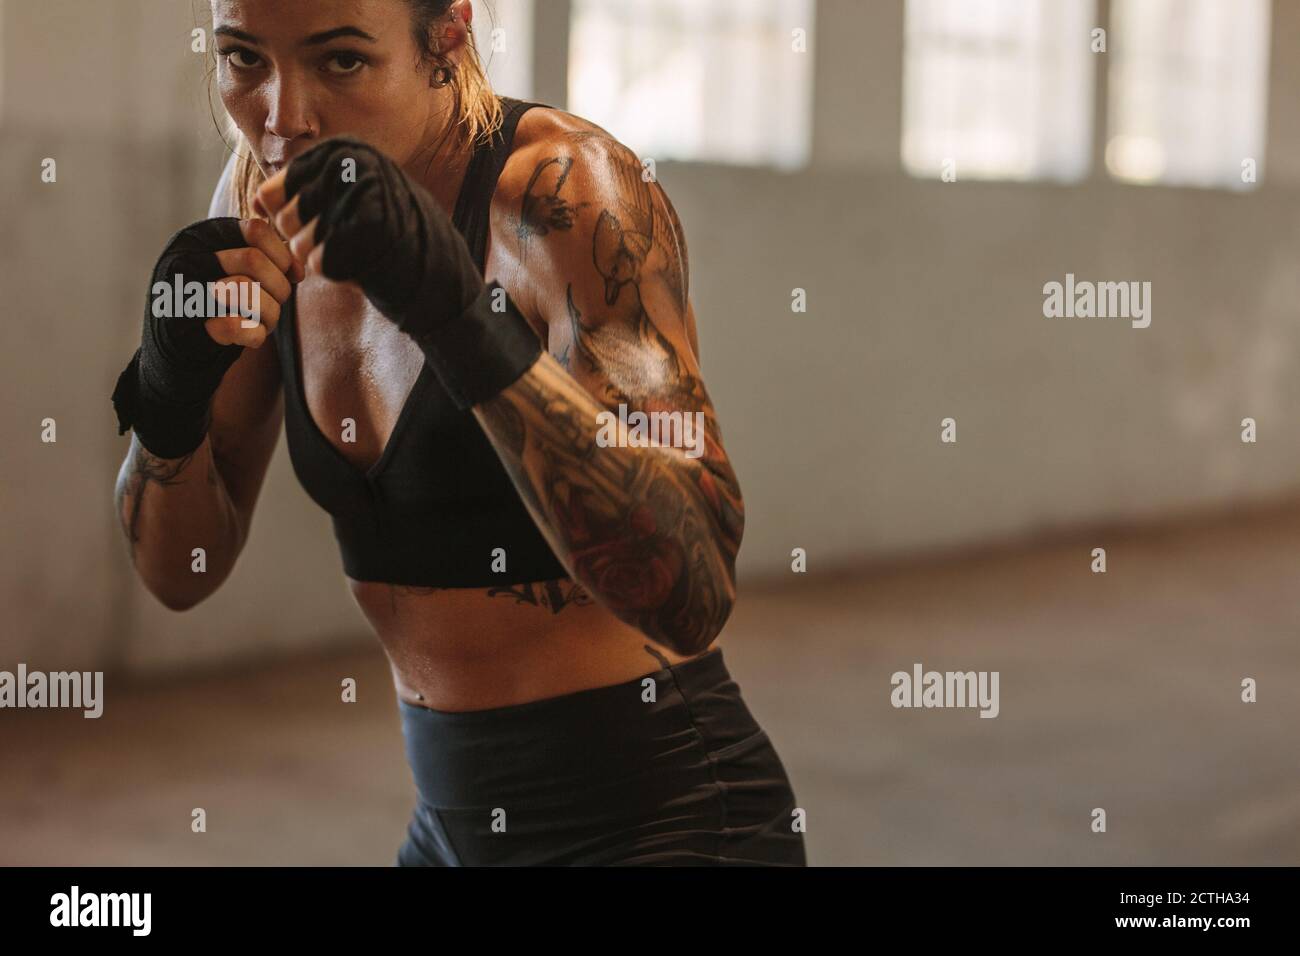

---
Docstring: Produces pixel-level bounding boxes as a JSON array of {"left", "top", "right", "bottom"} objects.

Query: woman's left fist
[{"left": 254, "top": 137, "right": 484, "bottom": 336}]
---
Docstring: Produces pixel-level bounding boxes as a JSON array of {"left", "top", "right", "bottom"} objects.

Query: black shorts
[{"left": 395, "top": 647, "right": 806, "bottom": 866}]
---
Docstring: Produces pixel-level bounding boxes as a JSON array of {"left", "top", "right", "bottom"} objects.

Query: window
[
  {"left": 1106, "top": 0, "right": 1270, "bottom": 189},
  {"left": 568, "top": 0, "right": 813, "bottom": 168},
  {"left": 902, "top": 0, "right": 1096, "bottom": 182},
  {"left": 479, "top": 0, "right": 534, "bottom": 99}
]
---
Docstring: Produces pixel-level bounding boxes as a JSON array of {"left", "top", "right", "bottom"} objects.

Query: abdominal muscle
[{"left": 348, "top": 577, "right": 707, "bottom": 712}]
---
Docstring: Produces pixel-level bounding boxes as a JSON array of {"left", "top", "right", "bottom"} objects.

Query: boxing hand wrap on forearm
[
  {"left": 406, "top": 281, "right": 542, "bottom": 410},
  {"left": 110, "top": 218, "right": 248, "bottom": 459},
  {"left": 284, "top": 138, "right": 542, "bottom": 411}
]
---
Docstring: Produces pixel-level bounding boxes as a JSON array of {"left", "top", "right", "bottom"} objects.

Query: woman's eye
[
  {"left": 324, "top": 52, "right": 366, "bottom": 76},
  {"left": 220, "top": 47, "right": 262, "bottom": 70}
]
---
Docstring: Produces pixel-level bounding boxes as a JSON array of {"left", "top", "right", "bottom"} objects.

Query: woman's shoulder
[
  {"left": 510, "top": 102, "right": 622, "bottom": 151},
  {"left": 490, "top": 100, "right": 692, "bottom": 325},
  {"left": 499, "top": 103, "right": 644, "bottom": 200}
]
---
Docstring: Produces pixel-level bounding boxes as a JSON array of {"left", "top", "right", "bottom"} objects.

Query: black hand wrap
[
  {"left": 110, "top": 218, "right": 248, "bottom": 459},
  {"left": 284, "top": 138, "right": 541, "bottom": 410}
]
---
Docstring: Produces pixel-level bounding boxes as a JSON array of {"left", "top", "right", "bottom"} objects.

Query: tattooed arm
[
  {"left": 113, "top": 156, "right": 284, "bottom": 611},
  {"left": 474, "top": 131, "right": 743, "bottom": 656},
  {"left": 113, "top": 339, "right": 283, "bottom": 611}
]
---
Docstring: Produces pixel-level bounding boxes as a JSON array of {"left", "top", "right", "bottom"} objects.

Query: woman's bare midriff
[{"left": 348, "top": 578, "right": 706, "bottom": 712}]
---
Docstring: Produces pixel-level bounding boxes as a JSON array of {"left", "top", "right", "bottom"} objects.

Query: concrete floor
[{"left": 3, "top": 502, "right": 1298, "bottom": 866}]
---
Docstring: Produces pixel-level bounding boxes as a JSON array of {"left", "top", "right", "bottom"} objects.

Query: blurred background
[{"left": 2, "top": 0, "right": 1298, "bottom": 866}]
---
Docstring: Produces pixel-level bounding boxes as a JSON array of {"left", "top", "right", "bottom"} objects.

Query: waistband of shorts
[
  {"left": 397, "top": 646, "right": 745, "bottom": 807},
  {"left": 397, "top": 645, "right": 728, "bottom": 728}
]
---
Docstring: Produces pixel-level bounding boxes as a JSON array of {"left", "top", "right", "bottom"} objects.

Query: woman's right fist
[
  {"left": 112, "top": 217, "right": 301, "bottom": 458},
  {"left": 151, "top": 217, "right": 300, "bottom": 351}
]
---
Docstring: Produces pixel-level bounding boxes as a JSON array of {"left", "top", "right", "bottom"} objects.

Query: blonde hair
[{"left": 219, "top": 21, "right": 503, "bottom": 219}]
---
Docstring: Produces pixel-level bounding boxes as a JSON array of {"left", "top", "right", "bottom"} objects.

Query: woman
[{"left": 111, "top": 0, "right": 806, "bottom": 866}]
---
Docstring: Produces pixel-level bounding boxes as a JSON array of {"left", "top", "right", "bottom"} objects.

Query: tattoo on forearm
[
  {"left": 478, "top": 251, "right": 743, "bottom": 650},
  {"left": 567, "top": 203, "right": 741, "bottom": 552},
  {"left": 482, "top": 370, "right": 736, "bottom": 652},
  {"left": 114, "top": 439, "right": 196, "bottom": 561},
  {"left": 475, "top": 136, "right": 740, "bottom": 651}
]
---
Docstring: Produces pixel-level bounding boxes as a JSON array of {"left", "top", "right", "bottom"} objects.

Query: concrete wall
[
  {"left": 0, "top": 1, "right": 368, "bottom": 675},
  {"left": 3, "top": 0, "right": 1298, "bottom": 675}
]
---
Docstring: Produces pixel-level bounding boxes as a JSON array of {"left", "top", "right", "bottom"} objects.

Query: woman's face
[{"left": 211, "top": 0, "right": 446, "bottom": 177}]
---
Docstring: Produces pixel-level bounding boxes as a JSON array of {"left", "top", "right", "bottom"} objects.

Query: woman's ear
[
  {"left": 453, "top": 0, "right": 474, "bottom": 31},
  {"left": 436, "top": 0, "right": 473, "bottom": 61}
]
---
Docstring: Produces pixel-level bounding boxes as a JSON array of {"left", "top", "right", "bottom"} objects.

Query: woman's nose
[{"left": 264, "top": 76, "right": 316, "bottom": 141}]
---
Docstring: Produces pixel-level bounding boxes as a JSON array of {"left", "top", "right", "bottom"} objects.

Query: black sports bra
[{"left": 272, "top": 96, "right": 569, "bottom": 588}]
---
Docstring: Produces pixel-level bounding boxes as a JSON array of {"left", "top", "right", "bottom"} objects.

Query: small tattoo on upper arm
[{"left": 515, "top": 156, "right": 589, "bottom": 261}]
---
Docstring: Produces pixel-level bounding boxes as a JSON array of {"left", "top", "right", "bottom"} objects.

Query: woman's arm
[
  {"left": 113, "top": 158, "right": 289, "bottom": 610},
  {"left": 116, "top": 306, "right": 285, "bottom": 611},
  {"left": 475, "top": 136, "right": 743, "bottom": 656}
]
